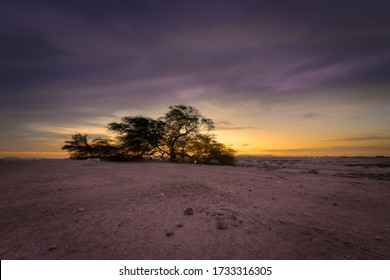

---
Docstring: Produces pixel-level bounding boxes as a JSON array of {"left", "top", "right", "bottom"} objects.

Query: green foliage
[{"left": 62, "top": 105, "right": 236, "bottom": 165}]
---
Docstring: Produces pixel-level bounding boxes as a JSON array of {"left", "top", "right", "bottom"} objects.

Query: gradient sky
[{"left": 1, "top": 0, "right": 390, "bottom": 157}]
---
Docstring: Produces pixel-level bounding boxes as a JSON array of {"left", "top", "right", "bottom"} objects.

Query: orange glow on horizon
[
  {"left": 0, "top": 151, "right": 68, "bottom": 158},
  {"left": 1, "top": 147, "right": 389, "bottom": 158}
]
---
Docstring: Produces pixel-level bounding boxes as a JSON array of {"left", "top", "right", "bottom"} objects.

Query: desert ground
[{"left": 0, "top": 156, "right": 389, "bottom": 260}]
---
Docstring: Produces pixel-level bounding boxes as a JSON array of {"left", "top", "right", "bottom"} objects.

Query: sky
[{"left": 1, "top": 0, "right": 390, "bottom": 157}]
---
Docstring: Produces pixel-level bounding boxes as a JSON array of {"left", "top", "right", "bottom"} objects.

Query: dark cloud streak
[{"left": 326, "top": 135, "right": 390, "bottom": 142}]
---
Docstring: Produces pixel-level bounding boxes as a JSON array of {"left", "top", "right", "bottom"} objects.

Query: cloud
[
  {"left": 302, "top": 113, "right": 324, "bottom": 119},
  {"left": 215, "top": 122, "right": 260, "bottom": 131},
  {"left": 326, "top": 135, "right": 390, "bottom": 142},
  {"left": 260, "top": 146, "right": 390, "bottom": 155},
  {"left": 1, "top": 1, "right": 390, "bottom": 155}
]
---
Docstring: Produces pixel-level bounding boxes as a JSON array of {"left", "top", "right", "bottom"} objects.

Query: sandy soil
[{"left": 0, "top": 157, "right": 389, "bottom": 260}]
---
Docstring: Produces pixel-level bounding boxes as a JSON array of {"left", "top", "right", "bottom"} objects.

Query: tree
[
  {"left": 62, "top": 105, "right": 236, "bottom": 165},
  {"left": 90, "top": 137, "right": 120, "bottom": 158},
  {"left": 107, "top": 116, "right": 165, "bottom": 159},
  {"left": 188, "top": 134, "right": 236, "bottom": 165},
  {"left": 160, "top": 105, "right": 215, "bottom": 161},
  {"left": 61, "top": 133, "right": 96, "bottom": 159},
  {"left": 62, "top": 133, "right": 120, "bottom": 159}
]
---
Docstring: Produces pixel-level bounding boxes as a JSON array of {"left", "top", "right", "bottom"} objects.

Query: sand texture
[{"left": 0, "top": 157, "right": 389, "bottom": 259}]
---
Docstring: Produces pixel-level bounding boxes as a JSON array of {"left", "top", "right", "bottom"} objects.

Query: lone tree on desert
[
  {"left": 62, "top": 105, "right": 235, "bottom": 165},
  {"left": 159, "top": 104, "right": 215, "bottom": 162}
]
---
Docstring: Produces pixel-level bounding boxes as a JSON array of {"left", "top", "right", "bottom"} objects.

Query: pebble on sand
[
  {"left": 166, "top": 232, "right": 174, "bottom": 237},
  {"left": 217, "top": 221, "right": 228, "bottom": 230},
  {"left": 184, "top": 208, "right": 193, "bottom": 215},
  {"left": 78, "top": 207, "right": 85, "bottom": 212}
]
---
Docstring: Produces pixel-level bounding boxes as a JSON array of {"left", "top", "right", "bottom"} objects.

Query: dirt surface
[{"left": 0, "top": 157, "right": 389, "bottom": 259}]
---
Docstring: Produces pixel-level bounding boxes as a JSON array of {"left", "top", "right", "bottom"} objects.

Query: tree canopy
[
  {"left": 61, "top": 133, "right": 119, "bottom": 159},
  {"left": 159, "top": 105, "right": 215, "bottom": 161},
  {"left": 62, "top": 105, "right": 236, "bottom": 165},
  {"left": 107, "top": 116, "right": 165, "bottom": 159}
]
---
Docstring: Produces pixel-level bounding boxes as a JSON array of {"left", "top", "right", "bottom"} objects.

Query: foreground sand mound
[{"left": 0, "top": 157, "right": 389, "bottom": 259}]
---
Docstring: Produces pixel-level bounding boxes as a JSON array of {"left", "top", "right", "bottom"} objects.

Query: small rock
[
  {"left": 49, "top": 245, "right": 56, "bottom": 251},
  {"left": 230, "top": 214, "right": 237, "bottom": 221},
  {"left": 217, "top": 221, "right": 228, "bottom": 230},
  {"left": 78, "top": 208, "right": 85, "bottom": 212},
  {"left": 184, "top": 208, "right": 193, "bottom": 215},
  {"left": 374, "top": 236, "right": 382, "bottom": 240},
  {"left": 333, "top": 203, "right": 338, "bottom": 206},
  {"left": 166, "top": 231, "right": 174, "bottom": 237},
  {"left": 177, "top": 223, "right": 183, "bottom": 228}
]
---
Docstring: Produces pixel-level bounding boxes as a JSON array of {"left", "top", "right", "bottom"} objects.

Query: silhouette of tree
[
  {"left": 107, "top": 116, "right": 165, "bottom": 159},
  {"left": 160, "top": 105, "right": 215, "bottom": 162},
  {"left": 90, "top": 137, "right": 120, "bottom": 158},
  {"left": 61, "top": 133, "right": 96, "bottom": 159},
  {"left": 62, "top": 105, "right": 236, "bottom": 165},
  {"left": 188, "top": 134, "right": 236, "bottom": 165},
  {"left": 62, "top": 133, "right": 120, "bottom": 159}
]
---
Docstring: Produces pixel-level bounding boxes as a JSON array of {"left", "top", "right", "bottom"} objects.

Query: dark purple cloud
[{"left": 1, "top": 0, "right": 390, "bottom": 154}]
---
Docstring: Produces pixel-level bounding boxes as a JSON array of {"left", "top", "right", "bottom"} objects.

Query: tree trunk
[{"left": 169, "top": 148, "right": 177, "bottom": 162}]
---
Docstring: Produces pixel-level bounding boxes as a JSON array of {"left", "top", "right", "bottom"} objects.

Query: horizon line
[{"left": 1, "top": 153, "right": 389, "bottom": 160}]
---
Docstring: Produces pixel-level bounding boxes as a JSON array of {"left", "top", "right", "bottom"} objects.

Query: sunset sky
[{"left": 1, "top": 0, "right": 390, "bottom": 157}]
